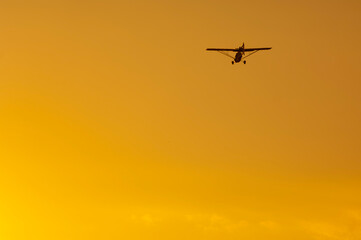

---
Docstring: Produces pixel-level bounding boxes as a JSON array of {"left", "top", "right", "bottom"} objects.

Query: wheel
[
  {"left": 232, "top": 61, "right": 234, "bottom": 65},
  {"left": 243, "top": 60, "right": 246, "bottom": 64}
]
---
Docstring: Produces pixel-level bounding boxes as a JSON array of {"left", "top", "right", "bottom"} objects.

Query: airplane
[{"left": 206, "top": 43, "right": 271, "bottom": 64}]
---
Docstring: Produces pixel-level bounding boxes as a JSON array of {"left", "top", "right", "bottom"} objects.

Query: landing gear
[
  {"left": 243, "top": 60, "right": 246, "bottom": 64},
  {"left": 231, "top": 61, "right": 234, "bottom": 65}
]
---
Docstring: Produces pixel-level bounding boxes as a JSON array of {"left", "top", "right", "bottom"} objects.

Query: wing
[
  {"left": 206, "top": 48, "right": 238, "bottom": 52},
  {"left": 244, "top": 47, "right": 272, "bottom": 52}
]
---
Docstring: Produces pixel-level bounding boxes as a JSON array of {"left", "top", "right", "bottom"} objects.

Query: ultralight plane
[{"left": 206, "top": 43, "right": 271, "bottom": 64}]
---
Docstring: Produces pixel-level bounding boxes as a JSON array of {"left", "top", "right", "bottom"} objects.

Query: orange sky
[{"left": 1, "top": 0, "right": 361, "bottom": 239}]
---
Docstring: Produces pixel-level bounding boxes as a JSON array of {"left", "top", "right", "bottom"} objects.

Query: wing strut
[
  {"left": 218, "top": 51, "right": 234, "bottom": 59},
  {"left": 243, "top": 50, "right": 260, "bottom": 60}
]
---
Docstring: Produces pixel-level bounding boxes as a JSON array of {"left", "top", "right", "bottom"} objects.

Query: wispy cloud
[
  {"left": 260, "top": 220, "right": 279, "bottom": 230},
  {"left": 300, "top": 209, "right": 361, "bottom": 240},
  {"left": 130, "top": 213, "right": 161, "bottom": 225}
]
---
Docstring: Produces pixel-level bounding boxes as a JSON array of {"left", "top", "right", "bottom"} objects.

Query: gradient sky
[{"left": 1, "top": 0, "right": 361, "bottom": 239}]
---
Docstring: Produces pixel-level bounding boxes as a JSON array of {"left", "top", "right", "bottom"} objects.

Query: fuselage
[{"left": 234, "top": 51, "right": 243, "bottom": 63}]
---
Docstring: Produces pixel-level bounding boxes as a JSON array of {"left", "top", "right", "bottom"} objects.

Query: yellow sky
[{"left": 1, "top": 0, "right": 361, "bottom": 239}]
